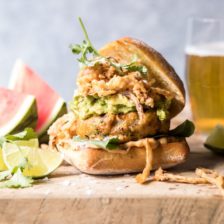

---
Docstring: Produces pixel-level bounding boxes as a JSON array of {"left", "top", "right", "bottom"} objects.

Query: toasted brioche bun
[
  {"left": 57, "top": 138, "right": 189, "bottom": 175},
  {"left": 99, "top": 37, "right": 185, "bottom": 117}
]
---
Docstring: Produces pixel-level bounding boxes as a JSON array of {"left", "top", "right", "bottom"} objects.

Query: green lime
[
  {"left": 2, "top": 141, "right": 63, "bottom": 178},
  {"left": 0, "top": 139, "right": 38, "bottom": 171},
  {"left": 0, "top": 147, "right": 7, "bottom": 171},
  {"left": 14, "top": 138, "right": 39, "bottom": 148},
  {"left": 204, "top": 125, "right": 224, "bottom": 154}
]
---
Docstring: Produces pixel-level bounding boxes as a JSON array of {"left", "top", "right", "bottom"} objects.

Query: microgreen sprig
[
  {"left": 0, "top": 128, "right": 36, "bottom": 188},
  {"left": 70, "top": 17, "right": 148, "bottom": 77},
  {"left": 70, "top": 17, "right": 100, "bottom": 66}
]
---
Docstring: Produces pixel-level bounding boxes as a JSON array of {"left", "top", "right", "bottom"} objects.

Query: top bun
[{"left": 99, "top": 37, "right": 185, "bottom": 117}]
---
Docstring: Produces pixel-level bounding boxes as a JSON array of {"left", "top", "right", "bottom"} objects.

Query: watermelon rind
[
  {"left": 38, "top": 99, "right": 67, "bottom": 143},
  {"left": 0, "top": 95, "right": 37, "bottom": 137},
  {"left": 9, "top": 59, "right": 67, "bottom": 143}
]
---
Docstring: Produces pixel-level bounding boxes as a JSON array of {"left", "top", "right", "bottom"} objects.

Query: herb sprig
[
  {"left": 70, "top": 17, "right": 100, "bottom": 66},
  {"left": 70, "top": 17, "right": 148, "bottom": 77},
  {"left": 0, "top": 128, "right": 37, "bottom": 188},
  {"left": 1, "top": 159, "right": 33, "bottom": 189},
  {"left": 73, "top": 136, "right": 119, "bottom": 150}
]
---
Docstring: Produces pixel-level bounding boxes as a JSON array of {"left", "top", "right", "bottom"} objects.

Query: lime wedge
[
  {"left": 2, "top": 142, "right": 63, "bottom": 178},
  {"left": 14, "top": 138, "right": 39, "bottom": 148},
  {"left": 204, "top": 125, "right": 224, "bottom": 154},
  {"left": 0, "top": 147, "right": 7, "bottom": 171},
  {"left": 0, "top": 139, "right": 38, "bottom": 171}
]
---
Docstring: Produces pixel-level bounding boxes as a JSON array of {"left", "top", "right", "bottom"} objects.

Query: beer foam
[{"left": 186, "top": 42, "right": 224, "bottom": 56}]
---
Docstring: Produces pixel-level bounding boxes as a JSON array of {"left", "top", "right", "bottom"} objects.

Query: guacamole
[{"left": 71, "top": 94, "right": 136, "bottom": 119}]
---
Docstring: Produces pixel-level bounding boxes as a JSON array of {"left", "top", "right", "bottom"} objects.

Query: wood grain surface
[{"left": 0, "top": 109, "right": 224, "bottom": 224}]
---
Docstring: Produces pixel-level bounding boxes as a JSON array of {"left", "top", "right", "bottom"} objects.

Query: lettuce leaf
[
  {"left": 73, "top": 136, "right": 119, "bottom": 150},
  {"left": 73, "top": 120, "right": 195, "bottom": 150},
  {"left": 154, "top": 119, "right": 195, "bottom": 138},
  {"left": 168, "top": 120, "right": 195, "bottom": 137}
]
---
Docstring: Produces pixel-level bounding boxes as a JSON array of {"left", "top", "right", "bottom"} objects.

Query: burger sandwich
[{"left": 48, "top": 18, "right": 194, "bottom": 184}]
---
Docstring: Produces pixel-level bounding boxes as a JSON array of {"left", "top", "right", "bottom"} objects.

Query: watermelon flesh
[
  {"left": 0, "top": 88, "right": 37, "bottom": 136},
  {"left": 9, "top": 60, "right": 67, "bottom": 142}
]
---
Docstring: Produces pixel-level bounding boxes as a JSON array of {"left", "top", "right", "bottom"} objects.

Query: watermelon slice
[
  {"left": 9, "top": 60, "right": 67, "bottom": 142},
  {"left": 0, "top": 88, "right": 37, "bottom": 137}
]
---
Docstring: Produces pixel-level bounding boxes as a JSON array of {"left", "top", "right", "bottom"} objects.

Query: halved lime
[
  {"left": 0, "top": 139, "right": 38, "bottom": 171},
  {"left": 204, "top": 125, "right": 224, "bottom": 155},
  {"left": 2, "top": 142, "right": 63, "bottom": 178},
  {"left": 0, "top": 147, "right": 7, "bottom": 171},
  {"left": 14, "top": 138, "right": 39, "bottom": 148}
]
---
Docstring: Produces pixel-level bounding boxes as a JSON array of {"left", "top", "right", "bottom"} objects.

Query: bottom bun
[{"left": 57, "top": 138, "right": 189, "bottom": 175}]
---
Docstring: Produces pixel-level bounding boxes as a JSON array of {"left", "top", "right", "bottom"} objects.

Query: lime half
[
  {"left": 204, "top": 125, "right": 224, "bottom": 155},
  {"left": 0, "top": 139, "right": 38, "bottom": 171},
  {"left": 14, "top": 139, "right": 39, "bottom": 148},
  {"left": 2, "top": 142, "right": 63, "bottom": 178},
  {"left": 0, "top": 147, "right": 7, "bottom": 171}
]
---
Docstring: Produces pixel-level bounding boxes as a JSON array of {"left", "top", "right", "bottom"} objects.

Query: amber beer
[{"left": 185, "top": 43, "right": 224, "bottom": 132}]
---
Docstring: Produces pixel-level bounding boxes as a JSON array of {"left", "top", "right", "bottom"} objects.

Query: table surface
[
  {"left": 1, "top": 135, "right": 224, "bottom": 199},
  {"left": 1, "top": 113, "right": 224, "bottom": 224}
]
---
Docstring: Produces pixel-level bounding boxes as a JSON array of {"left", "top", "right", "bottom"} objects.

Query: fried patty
[{"left": 76, "top": 111, "right": 170, "bottom": 143}]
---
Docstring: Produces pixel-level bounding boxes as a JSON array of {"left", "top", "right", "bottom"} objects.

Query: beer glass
[{"left": 185, "top": 18, "right": 224, "bottom": 133}]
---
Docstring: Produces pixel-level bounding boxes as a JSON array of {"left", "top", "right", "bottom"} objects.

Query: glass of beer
[{"left": 185, "top": 17, "right": 224, "bottom": 133}]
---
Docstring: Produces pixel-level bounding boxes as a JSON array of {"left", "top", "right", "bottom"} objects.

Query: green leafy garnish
[
  {"left": 73, "top": 136, "right": 119, "bottom": 150},
  {"left": 70, "top": 17, "right": 99, "bottom": 66},
  {"left": 122, "top": 61, "right": 148, "bottom": 77},
  {"left": 168, "top": 120, "right": 195, "bottom": 137},
  {"left": 0, "top": 144, "right": 33, "bottom": 188},
  {"left": 0, "top": 157, "right": 33, "bottom": 189},
  {"left": 70, "top": 17, "right": 148, "bottom": 77},
  {"left": 0, "top": 170, "right": 11, "bottom": 181},
  {"left": 0, "top": 128, "right": 38, "bottom": 188},
  {"left": 0, "top": 128, "right": 37, "bottom": 147},
  {"left": 109, "top": 59, "right": 148, "bottom": 77},
  {"left": 153, "top": 120, "right": 195, "bottom": 138},
  {"left": 73, "top": 120, "right": 194, "bottom": 151},
  {"left": 3, "top": 167, "right": 33, "bottom": 188}
]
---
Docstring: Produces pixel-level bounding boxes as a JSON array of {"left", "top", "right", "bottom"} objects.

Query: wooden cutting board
[{"left": 0, "top": 112, "right": 224, "bottom": 224}]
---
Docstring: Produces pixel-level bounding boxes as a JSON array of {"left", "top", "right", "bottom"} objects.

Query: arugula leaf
[
  {"left": 153, "top": 120, "right": 195, "bottom": 139},
  {"left": 3, "top": 167, "right": 33, "bottom": 188},
  {"left": 70, "top": 17, "right": 99, "bottom": 66},
  {"left": 0, "top": 170, "right": 11, "bottom": 181},
  {"left": 168, "top": 120, "right": 195, "bottom": 137},
  {"left": 73, "top": 136, "right": 119, "bottom": 150}
]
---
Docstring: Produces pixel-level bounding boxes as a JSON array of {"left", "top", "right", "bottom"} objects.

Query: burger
[{"left": 48, "top": 18, "right": 194, "bottom": 183}]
